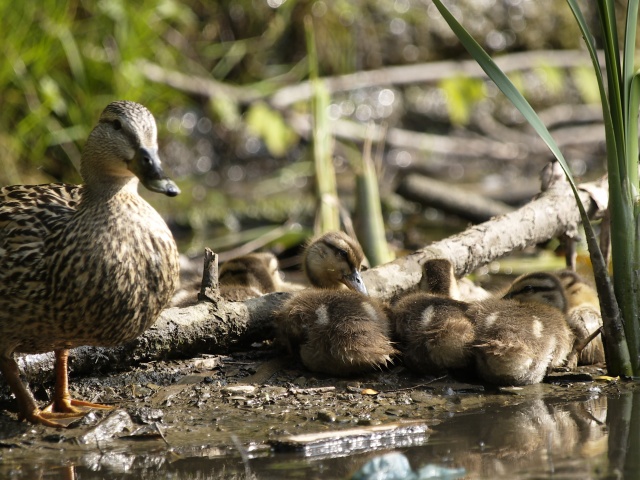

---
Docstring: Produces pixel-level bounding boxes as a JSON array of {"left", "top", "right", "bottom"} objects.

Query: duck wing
[{"left": 0, "top": 183, "right": 82, "bottom": 279}]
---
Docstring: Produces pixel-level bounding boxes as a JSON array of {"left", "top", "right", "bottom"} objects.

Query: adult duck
[{"left": 0, "top": 101, "right": 180, "bottom": 426}]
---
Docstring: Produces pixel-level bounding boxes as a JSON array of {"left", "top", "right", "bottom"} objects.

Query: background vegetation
[{"left": 0, "top": 0, "right": 623, "bottom": 256}]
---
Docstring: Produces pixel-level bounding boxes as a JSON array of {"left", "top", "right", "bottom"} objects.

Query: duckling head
[
  {"left": 502, "top": 272, "right": 568, "bottom": 313},
  {"left": 556, "top": 270, "right": 599, "bottom": 308},
  {"left": 420, "top": 258, "right": 460, "bottom": 299},
  {"left": 303, "top": 231, "right": 368, "bottom": 294},
  {"left": 81, "top": 101, "right": 180, "bottom": 197},
  {"left": 219, "top": 252, "right": 281, "bottom": 293}
]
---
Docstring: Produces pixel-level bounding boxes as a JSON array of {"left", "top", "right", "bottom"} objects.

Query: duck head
[{"left": 81, "top": 101, "right": 180, "bottom": 197}]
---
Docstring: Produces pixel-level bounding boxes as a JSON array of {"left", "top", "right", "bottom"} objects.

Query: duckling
[
  {"left": 277, "top": 289, "right": 396, "bottom": 376},
  {"left": 0, "top": 101, "right": 180, "bottom": 426},
  {"left": 392, "top": 259, "right": 475, "bottom": 375},
  {"left": 303, "top": 231, "right": 368, "bottom": 294},
  {"left": 471, "top": 272, "right": 574, "bottom": 386},
  {"left": 275, "top": 232, "right": 396, "bottom": 375},
  {"left": 219, "top": 252, "right": 281, "bottom": 301},
  {"left": 556, "top": 270, "right": 605, "bottom": 365}
]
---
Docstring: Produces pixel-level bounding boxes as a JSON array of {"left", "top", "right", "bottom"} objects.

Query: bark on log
[
  {"left": 365, "top": 175, "right": 605, "bottom": 302},
  {"left": 15, "top": 171, "right": 607, "bottom": 383},
  {"left": 18, "top": 294, "right": 290, "bottom": 384}
]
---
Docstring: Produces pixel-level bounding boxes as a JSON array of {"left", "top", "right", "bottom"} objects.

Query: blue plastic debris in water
[
  {"left": 351, "top": 452, "right": 415, "bottom": 480},
  {"left": 351, "top": 452, "right": 466, "bottom": 480}
]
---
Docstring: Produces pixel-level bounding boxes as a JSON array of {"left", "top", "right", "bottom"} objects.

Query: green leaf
[
  {"left": 623, "top": 0, "right": 639, "bottom": 190},
  {"left": 572, "top": 66, "right": 602, "bottom": 104},
  {"left": 534, "top": 64, "right": 565, "bottom": 97},
  {"left": 245, "top": 102, "right": 298, "bottom": 157},
  {"left": 439, "top": 76, "right": 485, "bottom": 125},
  {"left": 208, "top": 95, "right": 241, "bottom": 130}
]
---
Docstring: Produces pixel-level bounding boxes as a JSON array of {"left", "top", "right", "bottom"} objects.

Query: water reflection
[{"left": 5, "top": 389, "right": 640, "bottom": 479}]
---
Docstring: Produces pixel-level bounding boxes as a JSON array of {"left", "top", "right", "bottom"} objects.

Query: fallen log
[{"left": 15, "top": 167, "right": 607, "bottom": 382}]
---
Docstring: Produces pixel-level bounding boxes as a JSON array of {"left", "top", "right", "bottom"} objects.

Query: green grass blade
[
  {"left": 355, "top": 135, "right": 393, "bottom": 267},
  {"left": 305, "top": 16, "right": 340, "bottom": 233},
  {"left": 432, "top": 0, "right": 632, "bottom": 375},
  {"left": 567, "top": 0, "right": 638, "bottom": 373},
  {"left": 597, "top": 1, "right": 626, "bottom": 180},
  {"left": 630, "top": 72, "right": 640, "bottom": 206},
  {"left": 623, "top": 0, "right": 639, "bottom": 190}
]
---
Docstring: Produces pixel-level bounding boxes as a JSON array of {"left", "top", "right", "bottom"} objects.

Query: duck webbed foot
[
  {"left": 22, "top": 408, "right": 87, "bottom": 428},
  {"left": 44, "top": 349, "right": 114, "bottom": 415},
  {"left": 0, "top": 354, "right": 87, "bottom": 428}
]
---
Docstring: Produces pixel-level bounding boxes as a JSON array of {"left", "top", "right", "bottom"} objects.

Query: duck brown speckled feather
[{"left": 0, "top": 101, "right": 180, "bottom": 426}]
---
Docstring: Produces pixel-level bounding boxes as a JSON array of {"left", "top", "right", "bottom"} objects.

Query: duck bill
[
  {"left": 130, "top": 146, "right": 181, "bottom": 197},
  {"left": 342, "top": 270, "right": 368, "bottom": 295}
]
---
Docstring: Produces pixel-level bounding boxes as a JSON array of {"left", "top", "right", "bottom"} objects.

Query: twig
[
  {"left": 197, "top": 248, "right": 219, "bottom": 304},
  {"left": 381, "top": 375, "right": 448, "bottom": 393},
  {"left": 139, "top": 50, "right": 604, "bottom": 109}
]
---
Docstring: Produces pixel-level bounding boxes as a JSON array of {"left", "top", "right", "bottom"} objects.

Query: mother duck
[{"left": 0, "top": 101, "right": 180, "bottom": 427}]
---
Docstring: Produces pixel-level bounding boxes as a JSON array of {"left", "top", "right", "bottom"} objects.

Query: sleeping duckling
[
  {"left": 392, "top": 259, "right": 475, "bottom": 374},
  {"left": 471, "top": 272, "right": 574, "bottom": 386},
  {"left": 275, "top": 232, "right": 396, "bottom": 376},
  {"left": 277, "top": 289, "right": 396, "bottom": 375},
  {"left": 219, "top": 252, "right": 281, "bottom": 301},
  {"left": 556, "top": 270, "right": 605, "bottom": 365},
  {"left": 303, "top": 230, "right": 368, "bottom": 294},
  {"left": 0, "top": 101, "right": 180, "bottom": 426}
]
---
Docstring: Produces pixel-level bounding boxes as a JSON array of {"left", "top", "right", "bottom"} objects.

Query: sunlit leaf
[
  {"left": 534, "top": 64, "right": 565, "bottom": 96},
  {"left": 209, "top": 95, "right": 242, "bottom": 130},
  {"left": 572, "top": 66, "right": 602, "bottom": 104},
  {"left": 245, "top": 102, "right": 298, "bottom": 157},
  {"left": 439, "top": 76, "right": 485, "bottom": 125}
]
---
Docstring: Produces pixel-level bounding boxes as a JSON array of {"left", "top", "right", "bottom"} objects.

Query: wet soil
[{"left": 0, "top": 345, "right": 629, "bottom": 479}]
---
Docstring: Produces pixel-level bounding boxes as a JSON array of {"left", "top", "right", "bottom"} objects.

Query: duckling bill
[
  {"left": 0, "top": 101, "right": 180, "bottom": 427},
  {"left": 303, "top": 231, "right": 368, "bottom": 294}
]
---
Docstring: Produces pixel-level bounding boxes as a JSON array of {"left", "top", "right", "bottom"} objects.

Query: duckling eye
[
  {"left": 113, "top": 119, "right": 122, "bottom": 131},
  {"left": 337, "top": 249, "right": 348, "bottom": 259}
]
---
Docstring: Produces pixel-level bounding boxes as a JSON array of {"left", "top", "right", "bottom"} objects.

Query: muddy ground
[{"left": 0, "top": 343, "right": 628, "bottom": 479}]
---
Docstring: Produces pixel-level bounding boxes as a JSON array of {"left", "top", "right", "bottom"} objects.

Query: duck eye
[
  {"left": 337, "top": 249, "right": 348, "bottom": 259},
  {"left": 113, "top": 119, "right": 122, "bottom": 130}
]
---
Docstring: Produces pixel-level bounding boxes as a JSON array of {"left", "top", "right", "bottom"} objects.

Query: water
[{"left": 2, "top": 386, "right": 637, "bottom": 479}]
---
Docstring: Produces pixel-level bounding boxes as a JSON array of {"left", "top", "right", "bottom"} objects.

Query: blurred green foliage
[
  {"left": 0, "top": 0, "right": 588, "bottom": 188},
  {"left": 438, "top": 76, "right": 486, "bottom": 125}
]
